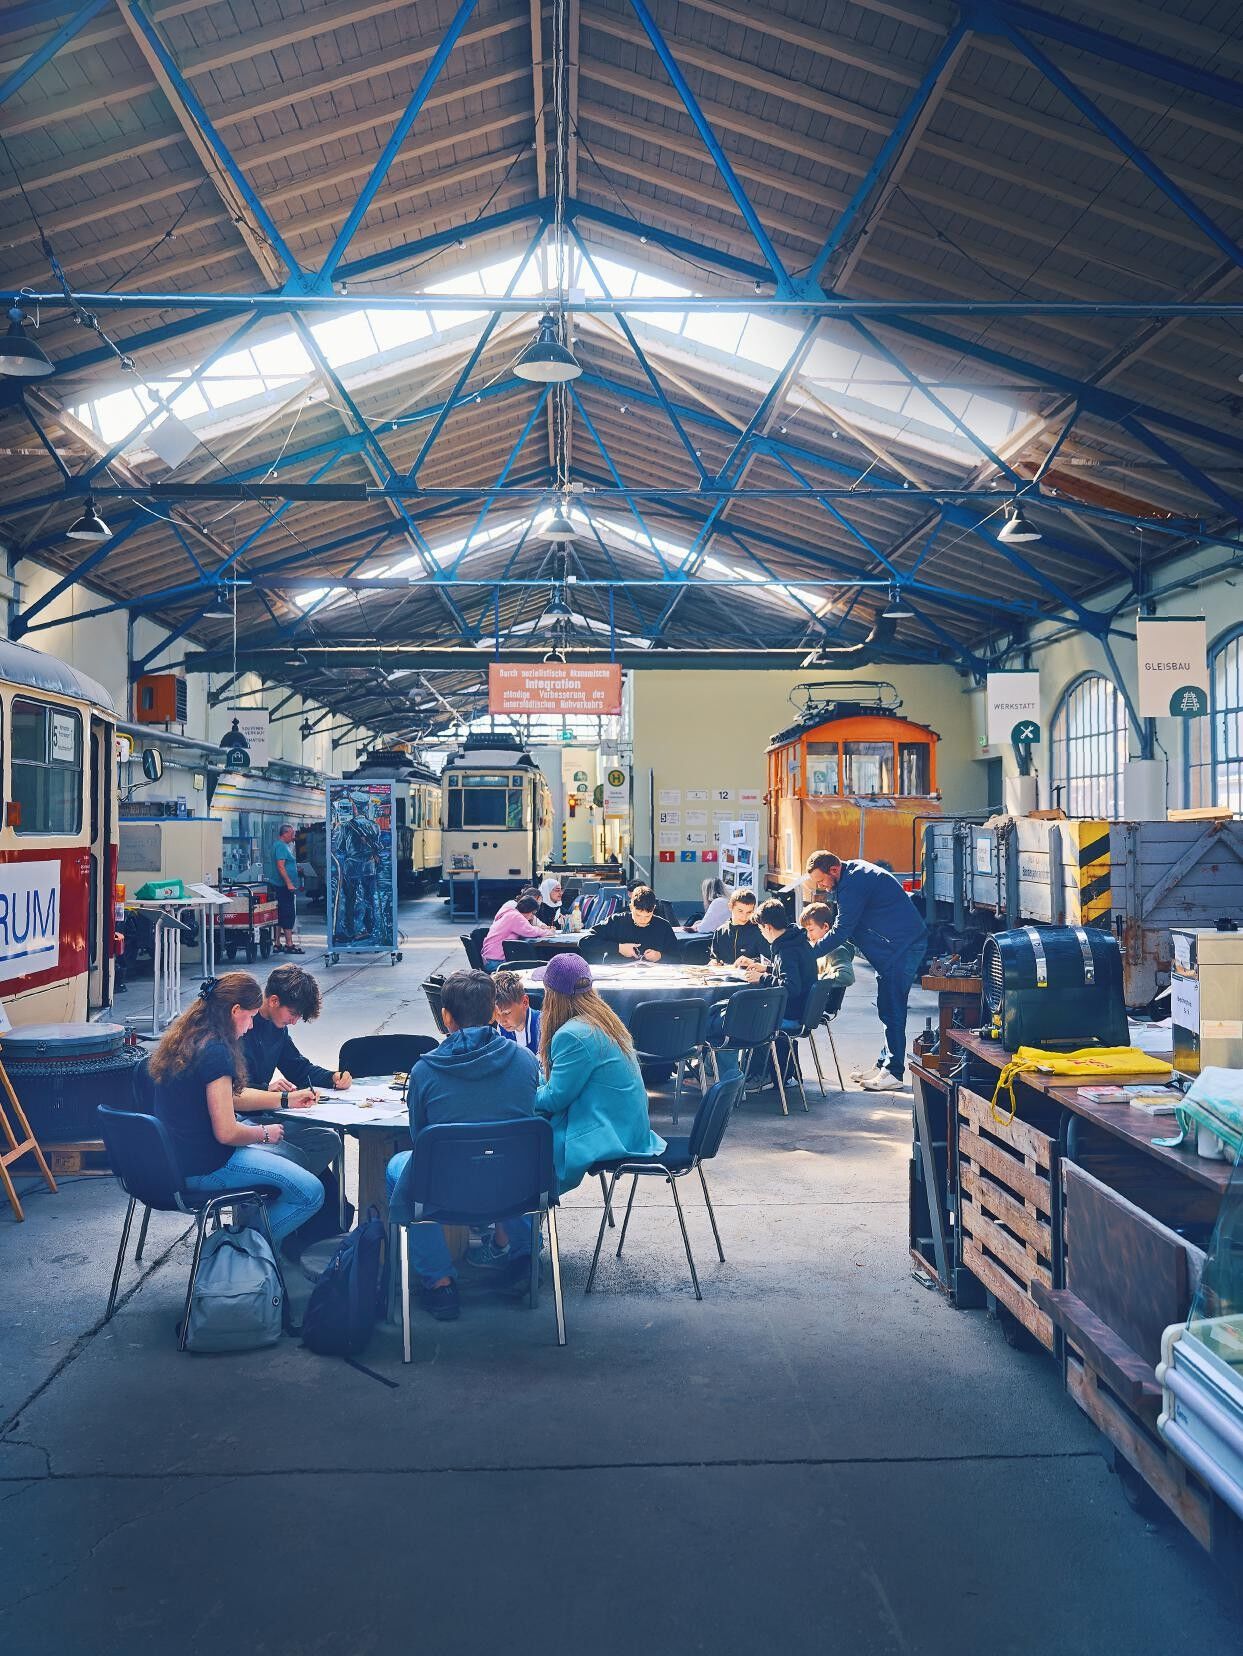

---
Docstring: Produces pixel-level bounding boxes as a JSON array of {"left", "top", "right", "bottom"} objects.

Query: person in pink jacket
[{"left": 481, "top": 895, "right": 549, "bottom": 968}]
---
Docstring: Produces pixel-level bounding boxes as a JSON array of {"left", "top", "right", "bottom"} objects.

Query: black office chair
[
  {"left": 586, "top": 1075, "right": 745, "bottom": 1300},
  {"left": 98, "top": 1100, "right": 287, "bottom": 1352},
  {"left": 395, "top": 1117, "right": 564, "bottom": 1361},
  {"left": 706, "top": 986, "right": 791, "bottom": 1114},
  {"left": 629, "top": 998, "right": 711, "bottom": 1127},
  {"left": 460, "top": 927, "right": 489, "bottom": 971},
  {"left": 338, "top": 1034, "right": 438, "bottom": 1077},
  {"left": 501, "top": 936, "right": 580, "bottom": 962},
  {"left": 422, "top": 975, "right": 448, "bottom": 1035},
  {"left": 677, "top": 932, "right": 713, "bottom": 965},
  {"left": 774, "top": 978, "right": 842, "bottom": 1110}
]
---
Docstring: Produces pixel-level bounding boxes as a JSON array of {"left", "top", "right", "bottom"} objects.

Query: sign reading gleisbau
[
  {"left": 1136, "top": 617, "right": 1209, "bottom": 718},
  {"left": 986, "top": 671, "right": 1042, "bottom": 747}
]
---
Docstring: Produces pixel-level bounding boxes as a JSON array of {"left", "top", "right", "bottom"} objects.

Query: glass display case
[{"left": 1159, "top": 1148, "right": 1243, "bottom": 1519}]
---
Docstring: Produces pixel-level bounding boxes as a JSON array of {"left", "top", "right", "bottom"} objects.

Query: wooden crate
[
  {"left": 45, "top": 1139, "right": 111, "bottom": 1176},
  {"left": 956, "top": 1086, "right": 1055, "bottom": 1350}
]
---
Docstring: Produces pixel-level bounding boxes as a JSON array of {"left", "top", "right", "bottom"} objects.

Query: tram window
[
  {"left": 396, "top": 798, "right": 407, "bottom": 828},
  {"left": 11, "top": 699, "right": 82, "bottom": 834},
  {"left": 842, "top": 741, "right": 894, "bottom": 795},
  {"left": 448, "top": 786, "right": 523, "bottom": 830},
  {"left": 806, "top": 742, "right": 840, "bottom": 796},
  {"left": 898, "top": 742, "right": 930, "bottom": 795}
]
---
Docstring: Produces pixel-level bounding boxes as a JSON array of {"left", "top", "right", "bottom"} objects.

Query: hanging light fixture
[
  {"left": 881, "top": 582, "right": 913, "bottom": 619},
  {"left": 66, "top": 496, "right": 111, "bottom": 541},
  {"left": 0, "top": 304, "right": 54, "bottom": 378},
  {"left": 997, "top": 504, "right": 1040, "bottom": 544},
  {"left": 543, "top": 501, "right": 577, "bottom": 540},
  {"left": 513, "top": 312, "right": 581, "bottom": 383}
]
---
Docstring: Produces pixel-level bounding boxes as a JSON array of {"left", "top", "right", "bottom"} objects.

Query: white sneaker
[
  {"left": 860, "top": 1068, "right": 901, "bottom": 1092},
  {"left": 849, "top": 1064, "right": 883, "bottom": 1084}
]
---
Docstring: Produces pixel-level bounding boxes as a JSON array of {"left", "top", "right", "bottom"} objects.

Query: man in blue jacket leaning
[
  {"left": 805, "top": 850, "right": 927, "bottom": 1091},
  {"left": 386, "top": 970, "right": 539, "bottom": 1321}
]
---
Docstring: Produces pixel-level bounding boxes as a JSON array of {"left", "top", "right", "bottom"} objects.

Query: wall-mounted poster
[
  {"left": 686, "top": 809, "right": 708, "bottom": 826},
  {"left": 218, "top": 706, "right": 269, "bottom": 770},
  {"left": 658, "top": 830, "right": 680, "bottom": 848},
  {"left": 658, "top": 809, "right": 681, "bottom": 827},
  {"left": 738, "top": 788, "right": 761, "bottom": 805},
  {"left": 686, "top": 789, "right": 708, "bottom": 802},
  {"left": 702, "top": 849, "right": 718, "bottom": 863},
  {"left": 325, "top": 779, "right": 399, "bottom": 961},
  {"left": 658, "top": 788, "right": 681, "bottom": 806}
]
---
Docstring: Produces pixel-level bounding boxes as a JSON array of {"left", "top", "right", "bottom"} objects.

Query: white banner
[
  {"left": 219, "top": 706, "right": 270, "bottom": 769},
  {"left": 0, "top": 860, "right": 61, "bottom": 982},
  {"left": 1136, "top": 617, "right": 1209, "bottom": 718},
  {"left": 986, "top": 671, "right": 1042, "bottom": 747}
]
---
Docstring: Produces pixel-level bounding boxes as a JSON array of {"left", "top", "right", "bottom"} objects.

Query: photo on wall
[{"left": 325, "top": 779, "right": 398, "bottom": 956}]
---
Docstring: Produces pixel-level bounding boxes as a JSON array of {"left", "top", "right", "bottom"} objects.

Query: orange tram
[{"left": 765, "top": 681, "right": 940, "bottom": 893}]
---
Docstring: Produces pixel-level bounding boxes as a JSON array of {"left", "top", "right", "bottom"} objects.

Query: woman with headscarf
[{"left": 536, "top": 876, "right": 564, "bottom": 928}]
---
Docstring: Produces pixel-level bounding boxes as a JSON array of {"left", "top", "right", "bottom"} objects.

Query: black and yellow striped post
[{"left": 1072, "top": 819, "right": 1112, "bottom": 926}]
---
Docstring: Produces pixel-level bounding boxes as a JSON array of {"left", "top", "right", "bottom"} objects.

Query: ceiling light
[
  {"left": 66, "top": 496, "right": 111, "bottom": 541},
  {"left": 513, "top": 312, "right": 581, "bottom": 383},
  {"left": 881, "top": 582, "right": 913, "bottom": 619},
  {"left": 997, "top": 505, "right": 1040, "bottom": 544},
  {"left": 541, "top": 589, "right": 574, "bottom": 625},
  {"left": 544, "top": 504, "right": 576, "bottom": 541},
  {"left": 0, "top": 305, "right": 54, "bottom": 378}
]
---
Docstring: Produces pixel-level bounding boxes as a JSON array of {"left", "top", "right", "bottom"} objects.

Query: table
[
  {"left": 125, "top": 888, "right": 229, "bottom": 1033},
  {"left": 294, "top": 1077, "right": 408, "bottom": 1221},
  {"left": 520, "top": 961, "right": 753, "bottom": 1026}
]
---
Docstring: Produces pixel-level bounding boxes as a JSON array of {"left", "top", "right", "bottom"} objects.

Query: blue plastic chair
[
  {"left": 98, "top": 1100, "right": 287, "bottom": 1352},
  {"left": 585, "top": 1075, "right": 745, "bottom": 1301},
  {"left": 397, "top": 1117, "right": 564, "bottom": 1361}
]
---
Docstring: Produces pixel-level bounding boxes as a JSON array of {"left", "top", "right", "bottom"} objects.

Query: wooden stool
[{"left": 0, "top": 1052, "right": 57, "bottom": 1222}]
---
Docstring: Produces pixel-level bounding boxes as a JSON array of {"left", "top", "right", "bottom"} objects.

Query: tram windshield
[
  {"left": 842, "top": 741, "right": 894, "bottom": 795},
  {"left": 447, "top": 775, "right": 525, "bottom": 830}
]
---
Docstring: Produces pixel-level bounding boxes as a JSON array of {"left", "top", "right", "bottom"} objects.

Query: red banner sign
[{"left": 488, "top": 662, "right": 622, "bottom": 716}]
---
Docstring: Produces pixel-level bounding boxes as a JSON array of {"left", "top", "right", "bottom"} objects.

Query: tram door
[{"left": 88, "top": 716, "right": 114, "bottom": 1013}]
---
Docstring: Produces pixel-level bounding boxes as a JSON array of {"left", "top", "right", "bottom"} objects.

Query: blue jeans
[
  {"left": 385, "top": 1152, "right": 533, "bottom": 1285},
  {"left": 875, "top": 939, "right": 926, "bottom": 1078},
  {"left": 184, "top": 1147, "right": 325, "bottom": 1244}
]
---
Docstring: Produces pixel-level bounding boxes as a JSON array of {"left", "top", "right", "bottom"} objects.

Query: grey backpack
[{"left": 185, "top": 1224, "right": 284, "bottom": 1353}]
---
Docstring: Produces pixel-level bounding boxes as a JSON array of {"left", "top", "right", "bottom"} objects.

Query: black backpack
[{"left": 300, "top": 1208, "right": 387, "bottom": 1357}]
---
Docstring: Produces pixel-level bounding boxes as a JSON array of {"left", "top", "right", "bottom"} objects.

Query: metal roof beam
[{"left": 0, "top": 0, "right": 112, "bottom": 104}]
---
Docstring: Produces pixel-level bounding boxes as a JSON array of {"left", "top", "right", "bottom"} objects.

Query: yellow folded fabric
[{"left": 989, "top": 1046, "right": 1173, "bottom": 1126}]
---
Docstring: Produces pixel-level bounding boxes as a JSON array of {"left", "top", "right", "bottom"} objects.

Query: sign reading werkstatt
[
  {"left": 1136, "top": 617, "right": 1209, "bottom": 718},
  {"left": 488, "top": 662, "right": 623, "bottom": 716},
  {"left": 986, "top": 671, "right": 1042, "bottom": 747}
]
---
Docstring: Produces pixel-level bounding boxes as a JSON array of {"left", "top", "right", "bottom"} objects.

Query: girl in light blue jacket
[{"left": 533, "top": 952, "right": 665, "bottom": 1193}]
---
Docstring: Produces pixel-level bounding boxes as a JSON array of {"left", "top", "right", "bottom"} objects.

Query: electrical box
[
  {"left": 1171, "top": 927, "right": 1243, "bottom": 1078},
  {"left": 134, "top": 673, "right": 187, "bottom": 725}
]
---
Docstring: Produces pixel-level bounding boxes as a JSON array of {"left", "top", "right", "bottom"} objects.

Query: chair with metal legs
[
  {"left": 774, "top": 979, "right": 846, "bottom": 1109},
  {"left": 97, "top": 1104, "right": 287, "bottom": 1352},
  {"left": 395, "top": 1118, "right": 565, "bottom": 1362},
  {"left": 628, "top": 997, "right": 711, "bottom": 1127},
  {"left": 585, "top": 1076, "right": 744, "bottom": 1300},
  {"left": 704, "top": 986, "right": 790, "bottom": 1113}
]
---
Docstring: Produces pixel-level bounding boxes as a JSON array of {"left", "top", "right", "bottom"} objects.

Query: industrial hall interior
[{"left": 3, "top": 0, "right": 1243, "bottom": 1651}]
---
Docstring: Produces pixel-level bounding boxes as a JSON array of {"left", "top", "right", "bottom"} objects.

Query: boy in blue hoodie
[{"left": 386, "top": 970, "right": 539, "bottom": 1321}]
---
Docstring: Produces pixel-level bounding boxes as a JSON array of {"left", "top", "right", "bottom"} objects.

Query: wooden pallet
[
  {"left": 44, "top": 1139, "right": 111, "bottom": 1176},
  {"left": 957, "top": 1085, "right": 1055, "bottom": 1350}
]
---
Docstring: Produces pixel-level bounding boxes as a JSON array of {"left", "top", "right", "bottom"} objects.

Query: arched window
[
  {"left": 1050, "top": 673, "right": 1128, "bottom": 818},
  {"left": 1187, "top": 628, "right": 1243, "bottom": 810}
]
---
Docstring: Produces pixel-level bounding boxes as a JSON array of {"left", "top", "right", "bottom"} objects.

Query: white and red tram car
[{"left": 0, "top": 640, "right": 120, "bottom": 1025}]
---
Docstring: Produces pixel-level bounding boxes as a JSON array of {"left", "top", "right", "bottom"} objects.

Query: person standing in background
[{"left": 269, "top": 822, "right": 302, "bottom": 955}]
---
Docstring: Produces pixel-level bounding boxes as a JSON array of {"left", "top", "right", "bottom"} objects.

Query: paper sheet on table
[
  {"left": 293, "top": 1075, "right": 408, "bottom": 1127},
  {"left": 1128, "top": 1019, "right": 1173, "bottom": 1057}
]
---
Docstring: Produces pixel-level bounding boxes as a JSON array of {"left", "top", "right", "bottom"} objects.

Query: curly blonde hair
[
  {"left": 538, "top": 984, "right": 636, "bottom": 1074},
  {"left": 148, "top": 971, "right": 262, "bottom": 1090}
]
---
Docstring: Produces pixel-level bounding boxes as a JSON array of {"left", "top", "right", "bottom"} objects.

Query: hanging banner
[
  {"left": 488, "top": 662, "right": 622, "bottom": 715},
  {"left": 218, "top": 706, "right": 270, "bottom": 770},
  {"left": 325, "top": 780, "right": 399, "bottom": 959},
  {"left": 986, "top": 671, "right": 1042, "bottom": 747},
  {"left": 1136, "top": 617, "right": 1209, "bottom": 718},
  {"left": 603, "top": 765, "right": 629, "bottom": 818}
]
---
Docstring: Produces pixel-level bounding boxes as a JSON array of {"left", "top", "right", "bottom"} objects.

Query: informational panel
[
  {"left": 218, "top": 706, "right": 270, "bottom": 769},
  {"left": 986, "top": 671, "right": 1041, "bottom": 747},
  {"left": 325, "top": 780, "right": 398, "bottom": 957},
  {"left": 488, "top": 662, "right": 622, "bottom": 715},
  {"left": 1136, "top": 617, "right": 1209, "bottom": 717},
  {"left": 603, "top": 765, "right": 629, "bottom": 818}
]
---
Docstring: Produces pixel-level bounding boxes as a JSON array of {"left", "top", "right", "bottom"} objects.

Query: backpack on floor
[
  {"left": 300, "top": 1207, "right": 388, "bottom": 1357},
  {"left": 184, "top": 1224, "right": 284, "bottom": 1353}
]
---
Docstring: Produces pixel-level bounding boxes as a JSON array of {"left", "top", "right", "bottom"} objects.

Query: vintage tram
[
  {"left": 766, "top": 680, "right": 940, "bottom": 891},
  {"left": 439, "top": 732, "right": 553, "bottom": 906},
  {"left": 0, "top": 640, "right": 125, "bottom": 1025},
  {"left": 340, "top": 744, "right": 442, "bottom": 895}
]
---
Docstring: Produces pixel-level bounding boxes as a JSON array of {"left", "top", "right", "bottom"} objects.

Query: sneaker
[
  {"left": 464, "top": 1238, "right": 512, "bottom": 1271},
  {"left": 860, "top": 1068, "right": 902, "bottom": 1092},
  {"left": 418, "top": 1280, "right": 460, "bottom": 1321},
  {"left": 850, "top": 1064, "right": 884, "bottom": 1084}
]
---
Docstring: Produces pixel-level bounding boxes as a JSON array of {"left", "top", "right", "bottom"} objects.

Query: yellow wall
[{"left": 631, "top": 665, "right": 986, "bottom": 902}]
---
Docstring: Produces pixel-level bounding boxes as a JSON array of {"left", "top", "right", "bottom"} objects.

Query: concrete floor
[{"left": 1, "top": 897, "right": 1237, "bottom": 1654}]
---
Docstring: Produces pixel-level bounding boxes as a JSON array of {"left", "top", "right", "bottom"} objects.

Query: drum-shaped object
[
  {"left": 982, "top": 926, "right": 1128, "bottom": 1051},
  {"left": 0, "top": 1022, "right": 142, "bottom": 1145}
]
